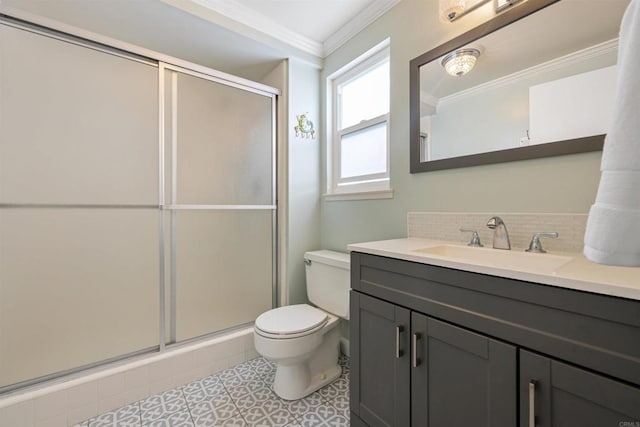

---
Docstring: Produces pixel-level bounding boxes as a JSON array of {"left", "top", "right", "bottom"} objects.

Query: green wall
[
  {"left": 319, "top": 0, "right": 602, "bottom": 251},
  {"left": 286, "top": 58, "right": 322, "bottom": 304}
]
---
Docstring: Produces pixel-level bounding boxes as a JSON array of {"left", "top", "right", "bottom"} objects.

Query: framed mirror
[{"left": 410, "top": 0, "right": 628, "bottom": 173}]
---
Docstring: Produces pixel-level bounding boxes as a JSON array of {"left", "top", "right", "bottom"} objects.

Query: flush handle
[{"left": 304, "top": 259, "right": 311, "bottom": 266}]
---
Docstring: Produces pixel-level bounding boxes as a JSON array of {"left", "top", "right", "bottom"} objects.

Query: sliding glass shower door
[
  {"left": 163, "top": 65, "right": 275, "bottom": 343},
  {"left": 0, "top": 19, "right": 277, "bottom": 392},
  {"left": 0, "top": 23, "right": 160, "bottom": 388}
]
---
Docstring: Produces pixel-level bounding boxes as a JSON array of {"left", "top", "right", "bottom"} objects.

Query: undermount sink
[{"left": 412, "top": 244, "right": 572, "bottom": 274}]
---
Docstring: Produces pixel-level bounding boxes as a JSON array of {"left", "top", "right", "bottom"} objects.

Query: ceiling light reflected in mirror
[{"left": 441, "top": 48, "right": 481, "bottom": 76}]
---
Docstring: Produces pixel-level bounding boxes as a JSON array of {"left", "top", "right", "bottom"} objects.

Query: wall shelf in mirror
[{"left": 410, "top": 0, "right": 628, "bottom": 173}]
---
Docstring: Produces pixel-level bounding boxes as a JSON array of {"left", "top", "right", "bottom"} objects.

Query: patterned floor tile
[
  {"left": 141, "top": 388, "right": 188, "bottom": 424},
  {"left": 246, "top": 358, "right": 276, "bottom": 377},
  {"left": 215, "top": 415, "right": 249, "bottom": 426},
  {"left": 241, "top": 400, "right": 296, "bottom": 427},
  {"left": 338, "top": 354, "right": 349, "bottom": 368},
  {"left": 328, "top": 393, "right": 349, "bottom": 413},
  {"left": 219, "top": 371, "right": 260, "bottom": 388},
  {"left": 244, "top": 357, "right": 269, "bottom": 369},
  {"left": 254, "top": 370, "right": 276, "bottom": 385},
  {"left": 218, "top": 364, "right": 256, "bottom": 384},
  {"left": 225, "top": 378, "right": 269, "bottom": 400},
  {"left": 297, "top": 403, "right": 349, "bottom": 427},
  {"left": 81, "top": 355, "right": 350, "bottom": 427},
  {"left": 232, "top": 384, "right": 277, "bottom": 411},
  {"left": 88, "top": 403, "right": 141, "bottom": 427},
  {"left": 278, "top": 391, "right": 326, "bottom": 417},
  {"left": 182, "top": 376, "right": 227, "bottom": 405},
  {"left": 193, "top": 412, "right": 247, "bottom": 427},
  {"left": 318, "top": 377, "right": 349, "bottom": 401},
  {"left": 340, "top": 360, "right": 349, "bottom": 378},
  {"left": 189, "top": 393, "right": 239, "bottom": 423},
  {"left": 145, "top": 409, "right": 194, "bottom": 427}
]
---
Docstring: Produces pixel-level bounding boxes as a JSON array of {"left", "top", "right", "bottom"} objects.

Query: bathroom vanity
[{"left": 348, "top": 239, "right": 640, "bottom": 427}]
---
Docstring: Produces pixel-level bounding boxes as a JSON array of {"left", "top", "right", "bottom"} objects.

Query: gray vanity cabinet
[
  {"left": 350, "top": 291, "right": 410, "bottom": 427},
  {"left": 350, "top": 292, "right": 516, "bottom": 427},
  {"left": 520, "top": 350, "right": 640, "bottom": 426},
  {"left": 349, "top": 251, "right": 640, "bottom": 427},
  {"left": 410, "top": 313, "right": 516, "bottom": 427}
]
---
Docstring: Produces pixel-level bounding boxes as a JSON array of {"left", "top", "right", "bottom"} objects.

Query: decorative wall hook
[{"left": 294, "top": 113, "right": 316, "bottom": 139}]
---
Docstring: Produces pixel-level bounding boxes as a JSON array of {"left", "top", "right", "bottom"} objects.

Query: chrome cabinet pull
[
  {"left": 529, "top": 379, "right": 538, "bottom": 427},
  {"left": 396, "top": 325, "right": 404, "bottom": 358},
  {"left": 412, "top": 333, "right": 421, "bottom": 367}
]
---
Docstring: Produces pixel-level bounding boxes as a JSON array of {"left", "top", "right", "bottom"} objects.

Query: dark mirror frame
[{"left": 409, "top": 0, "right": 605, "bottom": 173}]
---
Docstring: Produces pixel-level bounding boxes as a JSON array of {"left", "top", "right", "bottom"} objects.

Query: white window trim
[{"left": 325, "top": 39, "right": 392, "bottom": 201}]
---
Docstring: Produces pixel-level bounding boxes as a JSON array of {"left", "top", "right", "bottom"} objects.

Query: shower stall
[{"left": 0, "top": 17, "right": 277, "bottom": 393}]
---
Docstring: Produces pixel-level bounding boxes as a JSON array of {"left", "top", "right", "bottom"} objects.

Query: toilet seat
[{"left": 255, "top": 304, "right": 328, "bottom": 339}]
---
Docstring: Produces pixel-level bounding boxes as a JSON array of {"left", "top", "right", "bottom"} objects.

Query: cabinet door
[
  {"left": 520, "top": 350, "right": 640, "bottom": 426},
  {"left": 411, "top": 314, "right": 516, "bottom": 427},
  {"left": 350, "top": 291, "right": 411, "bottom": 427}
]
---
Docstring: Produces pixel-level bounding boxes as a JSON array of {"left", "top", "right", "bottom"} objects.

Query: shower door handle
[{"left": 395, "top": 325, "right": 404, "bottom": 358}]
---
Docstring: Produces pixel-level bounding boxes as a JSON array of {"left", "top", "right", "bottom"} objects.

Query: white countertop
[{"left": 348, "top": 238, "right": 640, "bottom": 301}]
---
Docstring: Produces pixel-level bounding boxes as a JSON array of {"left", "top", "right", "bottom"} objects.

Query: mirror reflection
[{"left": 417, "top": 0, "right": 627, "bottom": 164}]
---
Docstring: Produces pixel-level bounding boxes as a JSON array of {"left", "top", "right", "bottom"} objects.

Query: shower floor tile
[{"left": 75, "top": 354, "right": 350, "bottom": 427}]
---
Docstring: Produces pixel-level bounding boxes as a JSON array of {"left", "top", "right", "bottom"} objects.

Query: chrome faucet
[{"left": 486, "top": 216, "right": 511, "bottom": 250}]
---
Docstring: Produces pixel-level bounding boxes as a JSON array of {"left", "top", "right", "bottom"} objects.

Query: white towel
[{"left": 584, "top": 0, "right": 640, "bottom": 266}]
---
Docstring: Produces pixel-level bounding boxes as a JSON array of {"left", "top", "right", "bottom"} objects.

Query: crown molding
[
  {"left": 189, "top": 0, "right": 324, "bottom": 57},
  {"left": 420, "top": 92, "right": 439, "bottom": 108},
  {"left": 438, "top": 38, "right": 618, "bottom": 106},
  {"left": 185, "top": 0, "right": 400, "bottom": 59},
  {"left": 323, "top": 0, "right": 402, "bottom": 56}
]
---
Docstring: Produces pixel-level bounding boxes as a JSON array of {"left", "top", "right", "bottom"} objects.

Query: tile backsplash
[{"left": 407, "top": 212, "right": 588, "bottom": 253}]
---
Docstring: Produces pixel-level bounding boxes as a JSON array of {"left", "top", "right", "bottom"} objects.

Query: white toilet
[{"left": 254, "top": 250, "right": 350, "bottom": 400}]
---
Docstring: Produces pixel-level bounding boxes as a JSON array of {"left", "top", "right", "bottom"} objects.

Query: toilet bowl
[
  {"left": 254, "top": 304, "right": 341, "bottom": 400},
  {"left": 253, "top": 250, "right": 350, "bottom": 400}
]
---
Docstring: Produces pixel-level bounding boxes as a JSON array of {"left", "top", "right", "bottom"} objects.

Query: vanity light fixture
[
  {"left": 439, "top": 0, "right": 466, "bottom": 22},
  {"left": 495, "top": 0, "right": 526, "bottom": 13},
  {"left": 441, "top": 48, "right": 481, "bottom": 76},
  {"left": 440, "top": 0, "right": 525, "bottom": 22}
]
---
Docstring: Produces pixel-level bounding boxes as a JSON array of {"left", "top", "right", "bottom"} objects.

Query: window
[{"left": 327, "top": 42, "right": 391, "bottom": 200}]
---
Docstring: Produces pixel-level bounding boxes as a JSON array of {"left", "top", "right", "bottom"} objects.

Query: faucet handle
[
  {"left": 460, "top": 228, "right": 483, "bottom": 247},
  {"left": 526, "top": 232, "right": 559, "bottom": 253}
]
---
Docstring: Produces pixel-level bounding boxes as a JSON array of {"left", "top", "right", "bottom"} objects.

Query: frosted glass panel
[
  {"left": 339, "top": 59, "right": 389, "bottom": 129},
  {"left": 0, "top": 25, "right": 159, "bottom": 205},
  {"left": 0, "top": 209, "right": 159, "bottom": 387},
  {"left": 174, "top": 210, "right": 273, "bottom": 341},
  {"left": 341, "top": 122, "right": 388, "bottom": 178},
  {"left": 174, "top": 73, "right": 273, "bottom": 205}
]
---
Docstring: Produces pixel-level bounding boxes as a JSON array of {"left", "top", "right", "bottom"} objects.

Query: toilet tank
[{"left": 304, "top": 250, "right": 350, "bottom": 320}]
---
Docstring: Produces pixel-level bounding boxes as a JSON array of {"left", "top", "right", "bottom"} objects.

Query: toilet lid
[{"left": 255, "top": 304, "right": 328, "bottom": 336}]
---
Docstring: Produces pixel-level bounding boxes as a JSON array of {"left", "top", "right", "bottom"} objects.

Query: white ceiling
[
  {"left": 182, "top": 0, "right": 400, "bottom": 57},
  {"left": 232, "top": 0, "right": 374, "bottom": 42},
  {"left": 0, "top": 0, "right": 400, "bottom": 81}
]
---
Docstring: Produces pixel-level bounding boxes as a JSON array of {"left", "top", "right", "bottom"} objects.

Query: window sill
[{"left": 323, "top": 188, "right": 394, "bottom": 202}]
